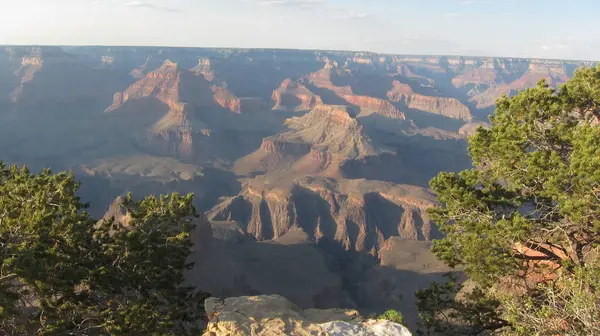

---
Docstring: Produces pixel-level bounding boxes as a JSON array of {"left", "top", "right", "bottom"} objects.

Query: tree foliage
[
  {"left": 0, "top": 164, "right": 209, "bottom": 335},
  {"left": 417, "top": 65, "right": 600, "bottom": 335},
  {"left": 377, "top": 309, "right": 404, "bottom": 324}
]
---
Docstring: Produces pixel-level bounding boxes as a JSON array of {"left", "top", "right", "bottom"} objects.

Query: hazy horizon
[
  {"left": 1, "top": 0, "right": 599, "bottom": 61},
  {"left": 3, "top": 44, "right": 598, "bottom": 63}
]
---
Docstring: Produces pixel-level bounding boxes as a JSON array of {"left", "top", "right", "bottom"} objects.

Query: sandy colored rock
[
  {"left": 320, "top": 320, "right": 412, "bottom": 336},
  {"left": 458, "top": 121, "right": 490, "bottom": 137},
  {"left": 387, "top": 81, "right": 472, "bottom": 121},
  {"left": 208, "top": 177, "right": 438, "bottom": 253},
  {"left": 451, "top": 58, "right": 570, "bottom": 109},
  {"left": 234, "top": 104, "right": 383, "bottom": 177},
  {"left": 307, "top": 62, "right": 405, "bottom": 120},
  {"left": 272, "top": 79, "right": 323, "bottom": 111},
  {"left": 203, "top": 295, "right": 411, "bottom": 336}
]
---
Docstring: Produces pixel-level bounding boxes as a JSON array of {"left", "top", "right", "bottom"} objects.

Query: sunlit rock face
[{"left": 202, "top": 294, "right": 413, "bottom": 336}]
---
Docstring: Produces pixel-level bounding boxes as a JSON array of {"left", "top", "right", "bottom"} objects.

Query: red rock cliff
[
  {"left": 307, "top": 63, "right": 405, "bottom": 119},
  {"left": 387, "top": 81, "right": 472, "bottom": 121},
  {"left": 272, "top": 79, "right": 323, "bottom": 111}
]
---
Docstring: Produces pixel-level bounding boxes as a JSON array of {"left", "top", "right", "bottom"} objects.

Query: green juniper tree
[
  {"left": 377, "top": 309, "right": 404, "bottom": 324},
  {"left": 0, "top": 164, "right": 209, "bottom": 335},
  {"left": 417, "top": 66, "right": 600, "bottom": 335}
]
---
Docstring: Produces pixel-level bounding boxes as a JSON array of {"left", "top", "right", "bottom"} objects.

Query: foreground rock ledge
[{"left": 203, "top": 294, "right": 412, "bottom": 336}]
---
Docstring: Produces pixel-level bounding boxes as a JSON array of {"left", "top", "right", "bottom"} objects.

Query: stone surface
[
  {"left": 306, "top": 62, "right": 405, "bottom": 120},
  {"left": 320, "top": 320, "right": 412, "bottom": 336},
  {"left": 387, "top": 81, "right": 472, "bottom": 121},
  {"left": 208, "top": 177, "right": 438, "bottom": 253},
  {"left": 272, "top": 79, "right": 323, "bottom": 111},
  {"left": 202, "top": 295, "right": 412, "bottom": 336}
]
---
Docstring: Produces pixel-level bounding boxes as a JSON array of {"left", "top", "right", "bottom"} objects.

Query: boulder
[{"left": 203, "top": 294, "right": 412, "bottom": 336}]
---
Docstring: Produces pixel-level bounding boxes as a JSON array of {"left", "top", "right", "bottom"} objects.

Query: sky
[{"left": 0, "top": 0, "right": 599, "bottom": 60}]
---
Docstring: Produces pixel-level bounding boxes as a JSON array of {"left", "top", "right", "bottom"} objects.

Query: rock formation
[
  {"left": 105, "top": 59, "right": 203, "bottom": 159},
  {"left": 212, "top": 86, "right": 241, "bottom": 113},
  {"left": 272, "top": 79, "right": 323, "bottom": 111},
  {"left": 130, "top": 56, "right": 151, "bottom": 78},
  {"left": 203, "top": 295, "right": 412, "bottom": 336},
  {"left": 451, "top": 58, "right": 573, "bottom": 108},
  {"left": 387, "top": 81, "right": 472, "bottom": 121},
  {"left": 191, "top": 58, "right": 242, "bottom": 113},
  {"left": 103, "top": 59, "right": 251, "bottom": 160},
  {"left": 208, "top": 178, "right": 438, "bottom": 254},
  {"left": 458, "top": 121, "right": 490, "bottom": 137},
  {"left": 108, "top": 58, "right": 243, "bottom": 115},
  {"left": 307, "top": 62, "right": 405, "bottom": 119},
  {"left": 191, "top": 57, "right": 216, "bottom": 82},
  {"left": 452, "top": 67, "right": 500, "bottom": 88},
  {"left": 106, "top": 59, "right": 183, "bottom": 112},
  {"left": 234, "top": 104, "right": 382, "bottom": 177},
  {"left": 283, "top": 105, "right": 379, "bottom": 159},
  {"left": 10, "top": 55, "right": 43, "bottom": 102},
  {"left": 396, "top": 64, "right": 435, "bottom": 87}
]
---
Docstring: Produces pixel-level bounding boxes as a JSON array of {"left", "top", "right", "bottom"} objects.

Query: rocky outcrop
[
  {"left": 341, "top": 94, "right": 403, "bottom": 119},
  {"left": 396, "top": 64, "right": 435, "bottom": 87},
  {"left": 450, "top": 61, "right": 516, "bottom": 109},
  {"left": 387, "top": 81, "right": 472, "bottom": 121},
  {"left": 458, "top": 121, "right": 490, "bottom": 137},
  {"left": 191, "top": 58, "right": 216, "bottom": 81},
  {"left": 208, "top": 178, "right": 438, "bottom": 254},
  {"left": 260, "top": 138, "right": 312, "bottom": 156},
  {"left": 100, "top": 56, "right": 115, "bottom": 65},
  {"left": 130, "top": 57, "right": 151, "bottom": 78},
  {"left": 510, "top": 62, "right": 569, "bottom": 88},
  {"left": 467, "top": 85, "right": 514, "bottom": 109},
  {"left": 104, "top": 59, "right": 249, "bottom": 159},
  {"left": 307, "top": 63, "right": 405, "bottom": 120},
  {"left": 10, "top": 56, "right": 43, "bottom": 102},
  {"left": 191, "top": 58, "right": 242, "bottom": 113},
  {"left": 6, "top": 46, "right": 94, "bottom": 104},
  {"left": 234, "top": 105, "right": 381, "bottom": 177},
  {"left": 284, "top": 105, "right": 378, "bottom": 158},
  {"left": 452, "top": 58, "right": 572, "bottom": 108},
  {"left": 307, "top": 62, "right": 353, "bottom": 96},
  {"left": 452, "top": 68, "right": 500, "bottom": 88},
  {"left": 106, "top": 59, "right": 182, "bottom": 111},
  {"left": 212, "top": 86, "right": 241, "bottom": 113},
  {"left": 104, "top": 60, "right": 203, "bottom": 159},
  {"left": 98, "top": 196, "right": 131, "bottom": 227},
  {"left": 108, "top": 58, "right": 242, "bottom": 115},
  {"left": 203, "top": 295, "right": 412, "bottom": 336},
  {"left": 272, "top": 79, "right": 323, "bottom": 111}
]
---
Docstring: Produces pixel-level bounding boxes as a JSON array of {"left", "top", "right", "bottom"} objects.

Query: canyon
[{"left": 0, "top": 45, "right": 594, "bottom": 329}]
